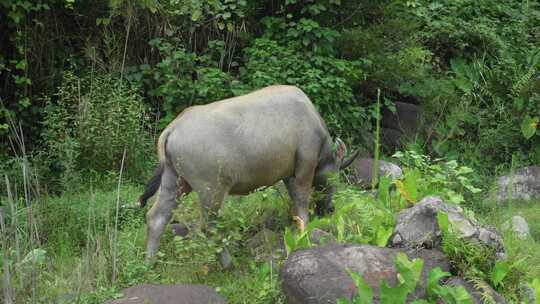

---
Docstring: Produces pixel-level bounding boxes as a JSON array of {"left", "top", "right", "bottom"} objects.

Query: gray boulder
[
  {"left": 501, "top": 216, "right": 530, "bottom": 239},
  {"left": 280, "top": 244, "right": 449, "bottom": 304},
  {"left": 496, "top": 166, "right": 540, "bottom": 204},
  {"left": 350, "top": 158, "right": 403, "bottom": 187},
  {"left": 107, "top": 284, "right": 227, "bottom": 304},
  {"left": 390, "top": 196, "right": 504, "bottom": 257},
  {"left": 444, "top": 277, "right": 507, "bottom": 304}
]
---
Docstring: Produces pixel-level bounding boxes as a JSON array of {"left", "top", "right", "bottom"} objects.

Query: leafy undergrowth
[{"left": 2, "top": 160, "right": 540, "bottom": 303}]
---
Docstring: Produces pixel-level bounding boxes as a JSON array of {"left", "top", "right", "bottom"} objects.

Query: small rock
[
  {"left": 501, "top": 216, "right": 530, "bottom": 239},
  {"left": 107, "top": 284, "right": 227, "bottom": 304},
  {"left": 444, "top": 277, "right": 507, "bottom": 304},
  {"left": 309, "top": 228, "right": 336, "bottom": 245},
  {"left": 520, "top": 282, "right": 537, "bottom": 304},
  {"left": 170, "top": 222, "right": 190, "bottom": 237},
  {"left": 219, "top": 247, "right": 233, "bottom": 270},
  {"left": 495, "top": 166, "right": 540, "bottom": 204},
  {"left": 350, "top": 158, "right": 403, "bottom": 187},
  {"left": 280, "top": 244, "right": 450, "bottom": 304},
  {"left": 389, "top": 196, "right": 505, "bottom": 257}
]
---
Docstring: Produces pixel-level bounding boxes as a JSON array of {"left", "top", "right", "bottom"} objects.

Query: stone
[
  {"left": 495, "top": 166, "right": 540, "bottom": 204},
  {"left": 309, "top": 228, "right": 336, "bottom": 245},
  {"left": 107, "top": 284, "right": 227, "bottom": 304},
  {"left": 350, "top": 158, "right": 403, "bottom": 187},
  {"left": 520, "top": 282, "right": 537, "bottom": 304},
  {"left": 389, "top": 196, "right": 504, "bottom": 257},
  {"left": 444, "top": 277, "right": 507, "bottom": 304},
  {"left": 501, "top": 216, "right": 530, "bottom": 239},
  {"left": 170, "top": 222, "right": 190, "bottom": 237},
  {"left": 280, "top": 244, "right": 450, "bottom": 304}
]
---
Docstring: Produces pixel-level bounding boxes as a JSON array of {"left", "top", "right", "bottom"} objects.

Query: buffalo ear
[{"left": 334, "top": 138, "right": 347, "bottom": 161}]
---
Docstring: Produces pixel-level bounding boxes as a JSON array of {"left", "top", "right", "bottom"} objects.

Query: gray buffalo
[{"left": 140, "top": 85, "right": 358, "bottom": 265}]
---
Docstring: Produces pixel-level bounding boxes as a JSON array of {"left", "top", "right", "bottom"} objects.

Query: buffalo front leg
[
  {"left": 145, "top": 166, "right": 179, "bottom": 263},
  {"left": 313, "top": 171, "right": 336, "bottom": 216},
  {"left": 285, "top": 157, "right": 317, "bottom": 233}
]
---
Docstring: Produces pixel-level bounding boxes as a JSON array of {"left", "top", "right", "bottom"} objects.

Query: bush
[
  {"left": 237, "top": 38, "right": 369, "bottom": 140},
  {"left": 41, "top": 69, "right": 152, "bottom": 186}
]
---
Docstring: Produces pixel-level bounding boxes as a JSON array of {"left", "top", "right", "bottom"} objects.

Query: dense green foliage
[{"left": 1, "top": 0, "right": 539, "bottom": 181}]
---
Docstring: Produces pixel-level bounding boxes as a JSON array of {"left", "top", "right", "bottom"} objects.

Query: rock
[
  {"left": 501, "top": 216, "right": 530, "bottom": 239},
  {"left": 495, "top": 166, "right": 540, "bottom": 204},
  {"left": 309, "top": 228, "right": 336, "bottom": 245},
  {"left": 280, "top": 244, "right": 450, "bottom": 304},
  {"left": 350, "top": 158, "right": 403, "bottom": 187},
  {"left": 107, "top": 284, "right": 227, "bottom": 304},
  {"left": 520, "top": 282, "right": 537, "bottom": 304},
  {"left": 381, "top": 102, "right": 422, "bottom": 133},
  {"left": 444, "top": 277, "right": 507, "bottom": 304},
  {"left": 170, "top": 222, "right": 190, "bottom": 237},
  {"left": 389, "top": 196, "right": 504, "bottom": 257},
  {"left": 219, "top": 247, "right": 234, "bottom": 270}
]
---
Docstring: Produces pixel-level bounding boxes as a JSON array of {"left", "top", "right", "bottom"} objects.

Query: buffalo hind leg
[
  {"left": 197, "top": 186, "right": 233, "bottom": 269},
  {"left": 145, "top": 166, "right": 181, "bottom": 263}
]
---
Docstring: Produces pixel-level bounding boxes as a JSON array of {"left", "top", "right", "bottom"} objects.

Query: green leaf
[
  {"left": 380, "top": 280, "right": 408, "bottom": 304},
  {"left": 375, "top": 226, "right": 393, "bottom": 247},
  {"left": 284, "top": 227, "right": 295, "bottom": 256},
  {"left": 435, "top": 285, "right": 473, "bottom": 304},
  {"left": 346, "top": 270, "right": 373, "bottom": 304},
  {"left": 529, "top": 278, "right": 540, "bottom": 303},
  {"left": 395, "top": 253, "right": 423, "bottom": 294},
  {"left": 490, "top": 260, "right": 511, "bottom": 287},
  {"left": 191, "top": 9, "right": 202, "bottom": 21},
  {"left": 437, "top": 212, "right": 450, "bottom": 235},
  {"left": 427, "top": 267, "right": 450, "bottom": 298},
  {"left": 521, "top": 115, "right": 539, "bottom": 139}
]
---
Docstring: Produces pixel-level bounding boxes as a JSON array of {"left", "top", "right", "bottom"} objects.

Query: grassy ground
[{"left": 2, "top": 178, "right": 540, "bottom": 303}]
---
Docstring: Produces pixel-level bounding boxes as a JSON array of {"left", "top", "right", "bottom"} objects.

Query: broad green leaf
[
  {"left": 435, "top": 285, "right": 473, "bottom": 304},
  {"left": 427, "top": 267, "right": 451, "bottom": 298},
  {"left": 490, "top": 260, "right": 511, "bottom": 287},
  {"left": 395, "top": 253, "right": 423, "bottom": 294},
  {"left": 521, "top": 115, "right": 539, "bottom": 139},
  {"left": 380, "top": 280, "right": 408, "bottom": 304},
  {"left": 375, "top": 226, "right": 393, "bottom": 247},
  {"left": 284, "top": 227, "right": 295, "bottom": 256},
  {"left": 437, "top": 212, "right": 450, "bottom": 235},
  {"left": 346, "top": 270, "right": 373, "bottom": 304}
]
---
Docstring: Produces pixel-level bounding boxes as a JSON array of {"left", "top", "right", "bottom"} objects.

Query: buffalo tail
[{"left": 139, "top": 164, "right": 164, "bottom": 207}]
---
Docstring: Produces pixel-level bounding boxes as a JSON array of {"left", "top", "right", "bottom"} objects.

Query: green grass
[
  {"left": 484, "top": 200, "right": 540, "bottom": 281},
  {"left": 2, "top": 175, "right": 540, "bottom": 303}
]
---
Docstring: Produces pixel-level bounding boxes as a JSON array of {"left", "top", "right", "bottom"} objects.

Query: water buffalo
[{"left": 140, "top": 85, "right": 358, "bottom": 264}]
